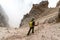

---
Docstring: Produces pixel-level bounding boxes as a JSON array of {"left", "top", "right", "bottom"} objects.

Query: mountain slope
[
  {"left": 0, "top": 8, "right": 60, "bottom": 40},
  {"left": 0, "top": 0, "right": 60, "bottom": 40}
]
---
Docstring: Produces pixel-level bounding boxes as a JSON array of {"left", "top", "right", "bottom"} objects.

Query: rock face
[
  {"left": 0, "top": 5, "right": 9, "bottom": 27},
  {"left": 57, "top": 0, "right": 60, "bottom": 7},
  {"left": 20, "top": 0, "right": 60, "bottom": 27},
  {"left": 20, "top": 1, "right": 49, "bottom": 27}
]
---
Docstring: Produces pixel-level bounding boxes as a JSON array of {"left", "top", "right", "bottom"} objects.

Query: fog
[{"left": 0, "top": 0, "right": 59, "bottom": 28}]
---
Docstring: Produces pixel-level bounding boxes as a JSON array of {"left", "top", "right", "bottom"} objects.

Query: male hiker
[{"left": 27, "top": 18, "right": 38, "bottom": 36}]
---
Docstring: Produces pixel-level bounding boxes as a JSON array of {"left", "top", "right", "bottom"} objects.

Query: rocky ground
[
  {"left": 0, "top": 10, "right": 60, "bottom": 40},
  {"left": 0, "top": 23, "right": 60, "bottom": 40}
]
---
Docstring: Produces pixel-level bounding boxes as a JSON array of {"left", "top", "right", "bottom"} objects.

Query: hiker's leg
[
  {"left": 27, "top": 27, "right": 32, "bottom": 35},
  {"left": 32, "top": 27, "right": 34, "bottom": 33}
]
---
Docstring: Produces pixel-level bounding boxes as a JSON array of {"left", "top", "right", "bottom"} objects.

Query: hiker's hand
[
  {"left": 36, "top": 22, "right": 39, "bottom": 26},
  {"left": 35, "top": 22, "right": 39, "bottom": 26}
]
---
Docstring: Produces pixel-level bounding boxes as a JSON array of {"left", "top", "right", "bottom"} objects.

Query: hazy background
[{"left": 0, "top": 0, "right": 59, "bottom": 28}]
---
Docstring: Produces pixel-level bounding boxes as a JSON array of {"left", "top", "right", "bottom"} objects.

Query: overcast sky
[{"left": 0, "top": 0, "right": 59, "bottom": 28}]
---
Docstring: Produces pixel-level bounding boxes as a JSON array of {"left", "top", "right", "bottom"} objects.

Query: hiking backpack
[{"left": 29, "top": 21, "right": 33, "bottom": 27}]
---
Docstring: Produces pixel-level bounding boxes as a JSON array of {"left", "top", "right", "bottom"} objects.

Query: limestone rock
[
  {"left": 20, "top": 1, "right": 49, "bottom": 27},
  {"left": 56, "top": 1, "right": 60, "bottom": 7}
]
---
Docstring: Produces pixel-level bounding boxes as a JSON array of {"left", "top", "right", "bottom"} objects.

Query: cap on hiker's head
[{"left": 31, "top": 18, "right": 35, "bottom": 21}]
